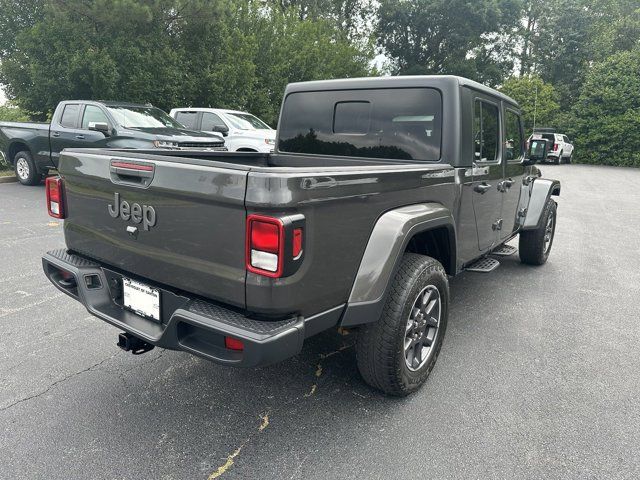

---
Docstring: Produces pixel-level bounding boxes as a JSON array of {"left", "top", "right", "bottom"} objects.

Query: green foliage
[
  {"left": 569, "top": 47, "right": 640, "bottom": 167},
  {"left": 0, "top": 103, "right": 32, "bottom": 122},
  {"left": 376, "top": 0, "right": 523, "bottom": 86},
  {"left": 0, "top": 0, "right": 374, "bottom": 124},
  {"left": 0, "top": 0, "right": 639, "bottom": 167},
  {"left": 500, "top": 76, "right": 560, "bottom": 134}
]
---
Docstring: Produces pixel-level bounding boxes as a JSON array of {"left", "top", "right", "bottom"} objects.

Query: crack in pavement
[
  {"left": 0, "top": 352, "right": 119, "bottom": 413},
  {"left": 207, "top": 340, "right": 355, "bottom": 478}
]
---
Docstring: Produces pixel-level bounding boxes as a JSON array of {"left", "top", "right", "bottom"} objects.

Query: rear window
[{"left": 278, "top": 88, "right": 442, "bottom": 161}]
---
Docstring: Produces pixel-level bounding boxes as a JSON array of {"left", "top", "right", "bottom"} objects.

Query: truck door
[
  {"left": 78, "top": 105, "right": 112, "bottom": 148},
  {"left": 49, "top": 103, "right": 86, "bottom": 167},
  {"left": 500, "top": 108, "right": 526, "bottom": 238},
  {"left": 471, "top": 98, "right": 503, "bottom": 251}
]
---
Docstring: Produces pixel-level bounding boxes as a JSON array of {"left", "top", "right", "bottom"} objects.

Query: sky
[{"left": 0, "top": 86, "right": 6, "bottom": 106}]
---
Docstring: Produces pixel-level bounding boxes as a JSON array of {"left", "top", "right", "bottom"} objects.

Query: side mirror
[
  {"left": 88, "top": 122, "right": 110, "bottom": 136},
  {"left": 524, "top": 139, "right": 548, "bottom": 166},
  {"left": 212, "top": 125, "right": 229, "bottom": 137}
]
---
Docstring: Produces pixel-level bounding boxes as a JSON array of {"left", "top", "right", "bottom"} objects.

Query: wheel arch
[
  {"left": 7, "top": 141, "right": 31, "bottom": 165},
  {"left": 522, "top": 178, "right": 561, "bottom": 230},
  {"left": 340, "top": 203, "right": 456, "bottom": 327}
]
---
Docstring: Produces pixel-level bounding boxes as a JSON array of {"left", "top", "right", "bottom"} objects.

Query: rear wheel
[
  {"left": 14, "top": 151, "right": 41, "bottom": 186},
  {"left": 356, "top": 253, "right": 449, "bottom": 396},
  {"left": 519, "top": 198, "right": 557, "bottom": 265}
]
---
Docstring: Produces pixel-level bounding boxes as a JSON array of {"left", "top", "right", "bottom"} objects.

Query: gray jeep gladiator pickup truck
[
  {"left": 42, "top": 76, "right": 558, "bottom": 396},
  {"left": 0, "top": 100, "right": 226, "bottom": 186}
]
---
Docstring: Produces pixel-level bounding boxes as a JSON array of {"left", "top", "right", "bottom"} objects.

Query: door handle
[
  {"left": 51, "top": 132, "right": 61, "bottom": 137},
  {"left": 75, "top": 135, "right": 85, "bottom": 140},
  {"left": 474, "top": 182, "right": 491, "bottom": 194}
]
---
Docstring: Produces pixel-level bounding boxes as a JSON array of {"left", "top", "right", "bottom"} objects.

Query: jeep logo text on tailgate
[{"left": 108, "top": 192, "right": 157, "bottom": 231}]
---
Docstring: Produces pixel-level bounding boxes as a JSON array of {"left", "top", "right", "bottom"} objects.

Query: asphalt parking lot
[{"left": 1, "top": 164, "right": 639, "bottom": 479}]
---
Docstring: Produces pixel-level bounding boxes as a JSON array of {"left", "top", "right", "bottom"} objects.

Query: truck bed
[{"left": 58, "top": 148, "right": 457, "bottom": 319}]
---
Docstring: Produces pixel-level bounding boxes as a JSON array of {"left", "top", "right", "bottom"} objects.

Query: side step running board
[
  {"left": 491, "top": 244, "right": 518, "bottom": 256},
  {"left": 465, "top": 257, "right": 500, "bottom": 273}
]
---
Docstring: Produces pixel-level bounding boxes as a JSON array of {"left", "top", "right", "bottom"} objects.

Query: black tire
[
  {"left": 566, "top": 154, "right": 572, "bottom": 164},
  {"left": 13, "top": 150, "right": 41, "bottom": 186},
  {"left": 519, "top": 198, "right": 557, "bottom": 265},
  {"left": 356, "top": 253, "right": 449, "bottom": 396}
]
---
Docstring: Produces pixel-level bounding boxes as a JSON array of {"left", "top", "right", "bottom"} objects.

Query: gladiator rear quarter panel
[{"left": 340, "top": 203, "right": 455, "bottom": 327}]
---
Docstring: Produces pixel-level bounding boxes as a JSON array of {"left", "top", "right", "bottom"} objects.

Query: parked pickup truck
[
  {"left": 170, "top": 107, "right": 276, "bottom": 153},
  {"left": 0, "top": 100, "right": 226, "bottom": 185},
  {"left": 42, "top": 76, "right": 558, "bottom": 396}
]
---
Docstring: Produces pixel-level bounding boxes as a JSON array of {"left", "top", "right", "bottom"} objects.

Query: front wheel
[
  {"left": 14, "top": 151, "right": 41, "bottom": 186},
  {"left": 519, "top": 198, "right": 557, "bottom": 265},
  {"left": 356, "top": 253, "right": 449, "bottom": 396}
]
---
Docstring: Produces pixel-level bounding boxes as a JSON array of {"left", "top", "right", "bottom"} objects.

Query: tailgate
[{"left": 59, "top": 151, "right": 248, "bottom": 308}]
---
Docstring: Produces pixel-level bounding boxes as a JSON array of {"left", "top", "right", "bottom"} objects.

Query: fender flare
[
  {"left": 340, "top": 203, "right": 456, "bottom": 327},
  {"left": 522, "top": 178, "right": 561, "bottom": 230}
]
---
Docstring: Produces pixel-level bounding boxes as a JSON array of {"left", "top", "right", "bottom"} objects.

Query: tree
[
  {"left": 376, "top": 0, "right": 523, "bottom": 86},
  {"left": 0, "top": 0, "right": 374, "bottom": 122},
  {"left": 569, "top": 47, "right": 640, "bottom": 166},
  {"left": 241, "top": 4, "right": 373, "bottom": 124},
  {"left": 500, "top": 75, "right": 560, "bottom": 134}
]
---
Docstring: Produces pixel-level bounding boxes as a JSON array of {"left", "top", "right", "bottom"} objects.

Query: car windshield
[
  {"left": 225, "top": 112, "right": 271, "bottom": 130},
  {"left": 107, "top": 106, "right": 183, "bottom": 129}
]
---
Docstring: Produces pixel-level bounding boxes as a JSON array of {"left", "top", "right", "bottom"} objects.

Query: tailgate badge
[
  {"left": 108, "top": 192, "right": 157, "bottom": 231},
  {"left": 126, "top": 226, "right": 139, "bottom": 238}
]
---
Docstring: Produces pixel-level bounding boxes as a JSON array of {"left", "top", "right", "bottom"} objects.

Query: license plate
[{"left": 123, "top": 278, "right": 160, "bottom": 321}]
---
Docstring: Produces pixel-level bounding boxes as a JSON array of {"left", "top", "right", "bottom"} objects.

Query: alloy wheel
[
  {"left": 16, "top": 158, "right": 30, "bottom": 180},
  {"left": 404, "top": 285, "right": 441, "bottom": 372}
]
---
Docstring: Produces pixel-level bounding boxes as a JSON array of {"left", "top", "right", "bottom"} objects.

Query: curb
[{"left": 0, "top": 175, "right": 17, "bottom": 184}]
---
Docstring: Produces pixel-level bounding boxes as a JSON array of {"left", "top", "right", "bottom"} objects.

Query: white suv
[
  {"left": 170, "top": 108, "right": 276, "bottom": 153},
  {"left": 529, "top": 132, "right": 574, "bottom": 164}
]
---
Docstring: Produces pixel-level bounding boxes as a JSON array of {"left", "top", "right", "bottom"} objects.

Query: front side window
[
  {"left": 201, "top": 112, "right": 226, "bottom": 131},
  {"left": 106, "top": 106, "right": 183, "bottom": 129},
  {"left": 81, "top": 105, "right": 109, "bottom": 129},
  {"left": 278, "top": 88, "right": 442, "bottom": 161},
  {"left": 473, "top": 100, "right": 500, "bottom": 162},
  {"left": 60, "top": 104, "right": 80, "bottom": 128},
  {"left": 505, "top": 110, "right": 523, "bottom": 161}
]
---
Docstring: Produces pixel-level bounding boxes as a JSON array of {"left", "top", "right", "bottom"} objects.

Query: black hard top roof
[{"left": 284, "top": 75, "right": 518, "bottom": 107}]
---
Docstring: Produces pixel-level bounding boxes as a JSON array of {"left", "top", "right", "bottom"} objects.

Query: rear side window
[
  {"left": 175, "top": 111, "right": 198, "bottom": 129},
  {"left": 473, "top": 100, "right": 500, "bottom": 162},
  {"left": 278, "top": 88, "right": 442, "bottom": 161},
  {"left": 505, "top": 110, "right": 523, "bottom": 160},
  {"left": 60, "top": 104, "right": 80, "bottom": 128}
]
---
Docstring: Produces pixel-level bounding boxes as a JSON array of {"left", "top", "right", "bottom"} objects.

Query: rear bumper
[{"left": 42, "top": 249, "right": 341, "bottom": 367}]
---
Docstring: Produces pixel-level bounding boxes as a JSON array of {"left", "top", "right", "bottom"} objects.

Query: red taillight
[
  {"left": 46, "top": 176, "right": 65, "bottom": 219},
  {"left": 552, "top": 143, "right": 558, "bottom": 151},
  {"left": 251, "top": 221, "right": 280, "bottom": 253},
  {"left": 246, "top": 215, "right": 284, "bottom": 277},
  {"left": 225, "top": 336, "right": 244, "bottom": 351}
]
